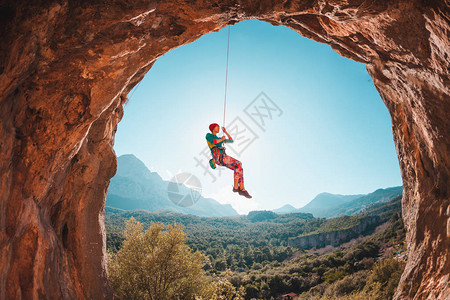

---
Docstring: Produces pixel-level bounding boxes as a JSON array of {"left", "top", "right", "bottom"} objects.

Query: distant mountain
[
  {"left": 272, "top": 186, "right": 402, "bottom": 218},
  {"left": 272, "top": 204, "right": 299, "bottom": 214},
  {"left": 106, "top": 154, "right": 238, "bottom": 217},
  {"left": 271, "top": 193, "right": 361, "bottom": 216},
  {"left": 297, "top": 193, "right": 363, "bottom": 218},
  {"left": 329, "top": 186, "right": 403, "bottom": 217}
]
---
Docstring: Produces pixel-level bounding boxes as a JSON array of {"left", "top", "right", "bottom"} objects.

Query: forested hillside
[{"left": 105, "top": 196, "right": 405, "bottom": 299}]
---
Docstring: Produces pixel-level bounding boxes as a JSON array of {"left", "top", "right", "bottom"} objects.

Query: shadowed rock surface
[{"left": 0, "top": 0, "right": 448, "bottom": 299}]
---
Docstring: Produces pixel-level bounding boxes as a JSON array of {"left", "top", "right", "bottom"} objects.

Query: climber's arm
[
  {"left": 213, "top": 136, "right": 226, "bottom": 144},
  {"left": 222, "top": 127, "right": 233, "bottom": 141}
]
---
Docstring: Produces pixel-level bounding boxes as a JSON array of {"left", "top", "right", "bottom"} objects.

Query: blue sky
[{"left": 113, "top": 19, "right": 402, "bottom": 214}]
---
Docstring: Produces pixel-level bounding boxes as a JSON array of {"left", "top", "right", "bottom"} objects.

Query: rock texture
[
  {"left": 288, "top": 216, "right": 380, "bottom": 249},
  {"left": 0, "top": 0, "right": 448, "bottom": 299}
]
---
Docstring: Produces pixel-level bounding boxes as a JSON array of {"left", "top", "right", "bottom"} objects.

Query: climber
[{"left": 205, "top": 123, "right": 252, "bottom": 198}]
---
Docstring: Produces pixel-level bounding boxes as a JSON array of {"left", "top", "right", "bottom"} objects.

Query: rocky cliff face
[
  {"left": 288, "top": 216, "right": 380, "bottom": 249},
  {"left": 0, "top": 0, "right": 448, "bottom": 299}
]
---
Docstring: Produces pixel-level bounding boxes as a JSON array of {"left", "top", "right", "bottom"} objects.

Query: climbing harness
[{"left": 212, "top": 146, "right": 226, "bottom": 159}]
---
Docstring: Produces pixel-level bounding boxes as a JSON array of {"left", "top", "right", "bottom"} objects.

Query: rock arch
[{"left": 0, "top": 0, "right": 448, "bottom": 299}]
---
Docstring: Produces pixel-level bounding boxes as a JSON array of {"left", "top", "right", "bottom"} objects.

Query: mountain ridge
[
  {"left": 107, "top": 154, "right": 238, "bottom": 217},
  {"left": 271, "top": 186, "right": 402, "bottom": 218}
]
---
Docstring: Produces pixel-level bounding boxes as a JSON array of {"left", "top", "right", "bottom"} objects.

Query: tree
[
  {"left": 107, "top": 217, "right": 210, "bottom": 300},
  {"left": 244, "top": 283, "right": 259, "bottom": 300},
  {"left": 215, "top": 260, "right": 227, "bottom": 271},
  {"left": 363, "top": 258, "right": 404, "bottom": 299},
  {"left": 206, "top": 269, "right": 245, "bottom": 300}
]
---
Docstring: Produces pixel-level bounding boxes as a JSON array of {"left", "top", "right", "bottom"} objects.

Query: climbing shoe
[
  {"left": 239, "top": 189, "right": 252, "bottom": 199},
  {"left": 209, "top": 159, "right": 216, "bottom": 169},
  {"left": 232, "top": 186, "right": 240, "bottom": 193}
]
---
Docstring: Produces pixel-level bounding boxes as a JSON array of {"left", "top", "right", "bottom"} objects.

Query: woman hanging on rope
[{"left": 205, "top": 123, "right": 252, "bottom": 198}]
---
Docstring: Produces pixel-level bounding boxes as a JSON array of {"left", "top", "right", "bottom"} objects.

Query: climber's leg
[
  {"left": 233, "top": 177, "right": 239, "bottom": 190},
  {"left": 222, "top": 155, "right": 244, "bottom": 189}
]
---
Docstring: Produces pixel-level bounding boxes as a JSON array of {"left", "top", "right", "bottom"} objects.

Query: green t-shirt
[
  {"left": 205, "top": 133, "right": 233, "bottom": 153},
  {"left": 206, "top": 133, "right": 222, "bottom": 147}
]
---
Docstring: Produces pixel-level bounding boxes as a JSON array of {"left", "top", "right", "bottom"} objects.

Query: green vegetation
[
  {"left": 106, "top": 208, "right": 318, "bottom": 272},
  {"left": 108, "top": 218, "right": 210, "bottom": 299},
  {"left": 362, "top": 195, "right": 402, "bottom": 219},
  {"left": 228, "top": 213, "right": 406, "bottom": 299},
  {"left": 106, "top": 197, "right": 406, "bottom": 299},
  {"left": 297, "top": 258, "right": 404, "bottom": 299},
  {"left": 107, "top": 217, "right": 245, "bottom": 300},
  {"left": 293, "top": 216, "right": 364, "bottom": 237},
  {"left": 247, "top": 210, "right": 278, "bottom": 222}
]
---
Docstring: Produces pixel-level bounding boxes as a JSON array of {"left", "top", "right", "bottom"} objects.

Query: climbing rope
[
  {"left": 128, "top": 80, "right": 142, "bottom": 102},
  {"left": 222, "top": 25, "right": 231, "bottom": 130}
]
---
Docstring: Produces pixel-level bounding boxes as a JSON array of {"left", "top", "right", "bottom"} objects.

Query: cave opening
[
  {"left": 111, "top": 19, "right": 403, "bottom": 216},
  {"left": 0, "top": 1, "right": 448, "bottom": 299},
  {"left": 105, "top": 18, "right": 405, "bottom": 297}
]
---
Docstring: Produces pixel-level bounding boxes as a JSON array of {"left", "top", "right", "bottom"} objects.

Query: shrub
[
  {"left": 363, "top": 258, "right": 404, "bottom": 299},
  {"left": 206, "top": 269, "right": 245, "bottom": 300},
  {"left": 323, "top": 270, "right": 368, "bottom": 297},
  {"left": 107, "top": 217, "right": 210, "bottom": 299},
  {"left": 244, "top": 284, "right": 259, "bottom": 300},
  {"left": 323, "top": 270, "right": 348, "bottom": 283}
]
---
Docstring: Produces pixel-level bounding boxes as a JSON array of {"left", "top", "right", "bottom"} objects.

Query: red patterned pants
[{"left": 212, "top": 148, "right": 244, "bottom": 185}]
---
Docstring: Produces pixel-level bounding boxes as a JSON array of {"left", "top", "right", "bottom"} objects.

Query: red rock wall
[{"left": 0, "top": 0, "right": 448, "bottom": 299}]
